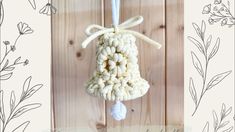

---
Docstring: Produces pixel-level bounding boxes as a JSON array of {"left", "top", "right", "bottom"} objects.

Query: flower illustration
[
  {"left": 221, "top": 18, "right": 228, "bottom": 26},
  {"left": 10, "top": 45, "right": 16, "bottom": 51},
  {"left": 39, "top": 3, "right": 57, "bottom": 16},
  {"left": 0, "top": 23, "right": 33, "bottom": 81},
  {"left": 208, "top": 18, "right": 214, "bottom": 24},
  {"left": 202, "top": 4, "right": 211, "bottom": 14},
  {"left": 202, "top": 0, "right": 235, "bottom": 27},
  {"left": 3, "top": 41, "right": 10, "bottom": 45},
  {"left": 213, "top": 6, "right": 218, "bottom": 11},
  {"left": 17, "top": 22, "right": 33, "bottom": 35},
  {"left": 214, "top": 0, "right": 222, "bottom": 5},
  {"left": 24, "top": 59, "right": 29, "bottom": 66}
]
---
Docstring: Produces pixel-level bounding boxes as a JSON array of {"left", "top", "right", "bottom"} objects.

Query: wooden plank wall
[
  {"left": 51, "top": 1, "right": 105, "bottom": 131},
  {"left": 166, "top": 0, "right": 184, "bottom": 131},
  {"left": 51, "top": 0, "right": 184, "bottom": 131}
]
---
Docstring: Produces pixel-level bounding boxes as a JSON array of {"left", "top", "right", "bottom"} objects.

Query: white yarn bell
[{"left": 86, "top": 32, "right": 150, "bottom": 101}]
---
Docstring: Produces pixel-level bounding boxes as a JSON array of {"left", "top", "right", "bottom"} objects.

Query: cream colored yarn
[{"left": 86, "top": 32, "right": 150, "bottom": 101}]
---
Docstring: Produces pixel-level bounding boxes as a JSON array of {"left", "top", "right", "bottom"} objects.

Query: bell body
[{"left": 86, "top": 32, "right": 149, "bottom": 101}]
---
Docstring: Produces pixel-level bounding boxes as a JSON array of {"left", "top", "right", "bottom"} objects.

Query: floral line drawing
[
  {"left": 39, "top": 2, "right": 57, "bottom": 16},
  {"left": 202, "top": 103, "right": 233, "bottom": 132},
  {"left": 1, "top": 0, "right": 56, "bottom": 22},
  {"left": 0, "top": 22, "right": 33, "bottom": 81},
  {"left": 202, "top": 0, "right": 235, "bottom": 27},
  {"left": 28, "top": 0, "right": 57, "bottom": 16},
  {"left": 188, "top": 20, "right": 232, "bottom": 116},
  {"left": 0, "top": 76, "right": 43, "bottom": 132}
]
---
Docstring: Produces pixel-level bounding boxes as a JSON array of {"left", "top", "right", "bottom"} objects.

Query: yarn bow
[{"left": 81, "top": 16, "right": 162, "bottom": 49}]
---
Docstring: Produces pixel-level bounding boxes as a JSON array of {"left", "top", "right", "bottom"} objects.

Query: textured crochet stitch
[{"left": 86, "top": 32, "right": 150, "bottom": 101}]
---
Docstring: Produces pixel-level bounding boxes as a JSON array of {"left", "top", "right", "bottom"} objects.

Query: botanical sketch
[
  {"left": 0, "top": 22, "right": 33, "bottom": 81},
  {"left": 0, "top": 0, "right": 53, "bottom": 131},
  {"left": 202, "top": 104, "right": 233, "bottom": 132},
  {"left": 202, "top": 0, "right": 235, "bottom": 27},
  {"left": 188, "top": 20, "right": 231, "bottom": 116},
  {"left": 0, "top": 77, "right": 42, "bottom": 132}
]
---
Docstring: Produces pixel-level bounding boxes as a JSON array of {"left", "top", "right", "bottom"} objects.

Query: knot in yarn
[
  {"left": 110, "top": 101, "right": 127, "bottom": 121},
  {"left": 113, "top": 25, "right": 119, "bottom": 33}
]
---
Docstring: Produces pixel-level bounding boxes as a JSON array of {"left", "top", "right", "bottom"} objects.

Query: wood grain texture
[
  {"left": 104, "top": 0, "right": 166, "bottom": 131},
  {"left": 51, "top": 0, "right": 184, "bottom": 131},
  {"left": 166, "top": 0, "right": 184, "bottom": 130},
  {"left": 51, "top": 0, "right": 106, "bottom": 131}
]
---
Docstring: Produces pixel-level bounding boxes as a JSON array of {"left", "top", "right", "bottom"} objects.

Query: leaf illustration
[
  {"left": 12, "top": 103, "right": 41, "bottom": 119},
  {"left": 221, "top": 103, "right": 226, "bottom": 117},
  {"left": 214, "top": 0, "right": 222, "bottom": 4},
  {"left": 192, "top": 23, "right": 201, "bottom": 37},
  {"left": 191, "top": 52, "right": 204, "bottom": 77},
  {"left": 227, "top": 1, "right": 230, "bottom": 10},
  {"left": 201, "top": 21, "right": 206, "bottom": 39},
  {"left": 4, "top": 66, "right": 15, "bottom": 71},
  {"left": 189, "top": 78, "right": 197, "bottom": 105},
  {"left": 219, "top": 121, "right": 229, "bottom": 128},
  {"left": 213, "top": 111, "right": 218, "bottom": 129},
  {"left": 3, "top": 59, "right": 9, "bottom": 69},
  {"left": 207, "top": 71, "right": 232, "bottom": 90},
  {"left": 0, "top": 1, "right": 4, "bottom": 26},
  {"left": 225, "top": 107, "right": 232, "bottom": 117},
  {"left": 0, "top": 72, "right": 13, "bottom": 80},
  {"left": 24, "top": 84, "right": 43, "bottom": 100},
  {"left": 202, "top": 122, "right": 209, "bottom": 132},
  {"left": 188, "top": 36, "right": 205, "bottom": 54},
  {"left": 10, "top": 91, "right": 16, "bottom": 112},
  {"left": 208, "top": 38, "right": 220, "bottom": 60},
  {"left": 0, "top": 90, "right": 5, "bottom": 121},
  {"left": 14, "top": 57, "right": 21, "bottom": 64},
  {"left": 28, "top": 0, "right": 36, "bottom": 9},
  {"left": 206, "top": 35, "right": 212, "bottom": 50},
  {"left": 223, "top": 126, "right": 233, "bottom": 132},
  {"left": 21, "top": 76, "right": 32, "bottom": 100},
  {"left": 12, "top": 121, "right": 30, "bottom": 132}
]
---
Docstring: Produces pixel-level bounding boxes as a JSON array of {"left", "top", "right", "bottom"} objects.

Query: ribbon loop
[
  {"left": 85, "top": 24, "right": 105, "bottom": 36},
  {"left": 82, "top": 16, "right": 162, "bottom": 49},
  {"left": 118, "top": 16, "right": 143, "bottom": 29}
]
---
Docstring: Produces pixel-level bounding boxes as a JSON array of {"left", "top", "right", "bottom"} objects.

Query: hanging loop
[{"left": 112, "top": 0, "right": 120, "bottom": 26}]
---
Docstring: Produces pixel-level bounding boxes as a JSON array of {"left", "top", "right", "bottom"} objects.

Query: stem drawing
[
  {"left": 188, "top": 20, "right": 232, "bottom": 116},
  {"left": 202, "top": 103, "right": 233, "bottom": 132},
  {"left": 0, "top": 76, "right": 43, "bottom": 132},
  {"left": 0, "top": 22, "right": 33, "bottom": 81},
  {"left": 202, "top": 0, "right": 235, "bottom": 27},
  {"left": 0, "top": 0, "right": 4, "bottom": 26}
]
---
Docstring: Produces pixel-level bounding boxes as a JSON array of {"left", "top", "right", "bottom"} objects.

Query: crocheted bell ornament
[
  {"left": 82, "top": 16, "right": 161, "bottom": 102},
  {"left": 86, "top": 32, "right": 150, "bottom": 101}
]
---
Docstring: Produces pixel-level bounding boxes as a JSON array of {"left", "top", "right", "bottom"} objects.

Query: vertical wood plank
[
  {"left": 104, "top": 0, "right": 166, "bottom": 131},
  {"left": 51, "top": 0, "right": 106, "bottom": 131},
  {"left": 166, "top": 0, "right": 184, "bottom": 131}
]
